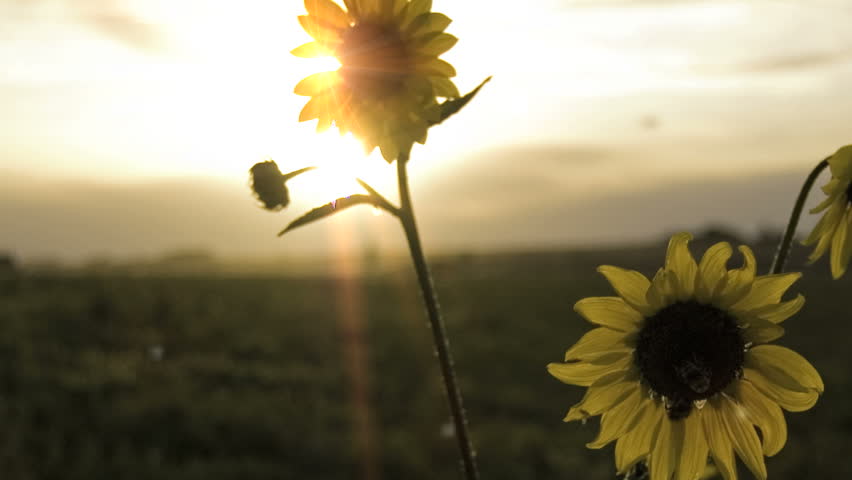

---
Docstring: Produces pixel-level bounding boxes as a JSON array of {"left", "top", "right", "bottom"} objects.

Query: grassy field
[{"left": 0, "top": 239, "right": 849, "bottom": 479}]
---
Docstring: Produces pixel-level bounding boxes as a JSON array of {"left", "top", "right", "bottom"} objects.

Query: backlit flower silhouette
[{"left": 293, "top": 0, "right": 460, "bottom": 162}]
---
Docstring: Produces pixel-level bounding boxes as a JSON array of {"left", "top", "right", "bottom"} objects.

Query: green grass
[{"left": 0, "top": 242, "right": 849, "bottom": 479}]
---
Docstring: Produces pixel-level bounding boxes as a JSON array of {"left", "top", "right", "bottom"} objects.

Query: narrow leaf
[
  {"left": 279, "top": 194, "right": 376, "bottom": 235},
  {"left": 281, "top": 166, "right": 317, "bottom": 181},
  {"left": 434, "top": 76, "right": 491, "bottom": 125}
]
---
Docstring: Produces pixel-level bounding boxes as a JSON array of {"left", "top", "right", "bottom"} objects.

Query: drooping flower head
[
  {"left": 249, "top": 161, "right": 315, "bottom": 211},
  {"left": 293, "top": 0, "right": 460, "bottom": 162},
  {"left": 803, "top": 145, "right": 852, "bottom": 279},
  {"left": 548, "top": 233, "right": 823, "bottom": 480},
  {"left": 250, "top": 160, "right": 290, "bottom": 210}
]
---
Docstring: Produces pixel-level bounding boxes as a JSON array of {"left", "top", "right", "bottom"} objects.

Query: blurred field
[{"left": 0, "top": 238, "right": 849, "bottom": 479}]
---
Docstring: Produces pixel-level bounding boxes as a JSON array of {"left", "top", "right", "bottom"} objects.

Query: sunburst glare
[{"left": 285, "top": 131, "right": 397, "bottom": 207}]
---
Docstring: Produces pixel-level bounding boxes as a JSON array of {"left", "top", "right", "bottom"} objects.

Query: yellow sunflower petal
[
  {"left": 587, "top": 386, "right": 645, "bottom": 449},
  {"left": 646, "top": 268, "right": 678, "bottom": 312},
  {"left": 414, "top": 57, "right": 457, "bottom": 77},
  {"left": 304, "top": 0, "right": 351, "bottom": 28},
  {"left": 597, "top": 266, "right": 654, "bottom": 317},
  {"left": 717, "top": 245, "right": 756, "bottom": 308},
  {"left": 736, "top": 380, "right": 787, "bottom": 457},
  {"left": 407, "top": 0, "right": 432, "bottom": 17},
  {"left": 564, "top": 327, "right": 634, "bottom": 361},
  {"left": 399, "top": 0, "right": 432, "bottom": 27},
  {"left": 742, "top": 294, "right": 804, "bottom": 325},
  {"left": 702, "top": 400, "right": 737, "bottom": 480},
  {"left": 615, "top": 399, "right": 663, "bottom": 474},
  {"left": 343, "top": 0, "right": 360, "bottom": 16},
  {"left": 407, "top": 12, "right": 452, "bottom": 37},
  {"left": 806, "top": 196, "right": 845, "bottom": 244},
  {"left": 316, "top": 114, "right": 333, "bottom": 133},
  {"left": 677, "top": 412, "right": 709, "bottom": 480},
  {"left": 745, "top": 345, "right": 824, "bottom": 393},
  {"left": 809, "top": 186, "right": 841, "bottom": 214},
  {"left": 298, "top": 15, "right": 342, "bottom": 46},
  {"left": 547, "top": 354, "right": 632, "bottom": 387},
  {"left": 355, "top": 0, "right": 378, "bottom": 17},
  {"left": 429, "top": 76, "right": 460, "bottom": 98},
  {"left": 807, "top": 222, "right": 834, "bottom": 261},
  {"left": 378, "top": 0, "right": 398, "bottom": 16},
  {"left": 574, "top": 297, "right": 643, "bottom": 332},
  {"left": 291, "top": 41, "right": 333, "bottom": 58},
  {"left": 665, "top": 232, "right": 697, "bottom": 300},
  {"left": 298, "top": 95, "right": 327, "bottom": 121},
  {"left": 828, "top": 144, "right": 852, "bottom": 179},
  {"left": 416, "top": 32, "right": 458, "bottom": 56},
  {"left": 740, "top": 316, "right": 785, "bottom": 344},
  {"left": 560, "top": 369, "right": 638, "bottom": 420},
  {"left": 805, "top": 199, "right": 845, "bottom": 260},
  {"left": 695, "top": 242, "right": 733, "bottom": 304},
  {"left": 719, "top": 394, "right": 767, "bottom": 480},
  {"left": 294, "top": 71, "right": 339, "bottom": 96},
  {"left": 391, "top": 0, "right": 407, "bottom": 15},
  {"left": 732, "top": 272, "right": 801, "bottom": 312},
  {"left": 650, "top": 416, "right": 685, "bottom": 480},
  {"left": 830, "top": 209, "right": 851, "bottom": 279},
  {"left": 744, "top": 368, "right": 820, "bottom": 412}
]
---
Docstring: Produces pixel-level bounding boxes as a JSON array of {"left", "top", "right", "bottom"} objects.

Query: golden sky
[{"left": 2, "top": 0, "right": 852, "bottom": 261}]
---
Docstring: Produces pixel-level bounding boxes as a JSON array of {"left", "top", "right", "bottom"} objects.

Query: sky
[{"left": 2, "top": 0, "right": 852, "bottom": 262}]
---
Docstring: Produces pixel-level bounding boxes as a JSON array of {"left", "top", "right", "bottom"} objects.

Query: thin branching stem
[
  {"left": 356, "top": 178, "right": 401, "bottom": 216},
  {"left": 770, "top": 157, "right": 831, "bottom": 275},
  {"left": 396, "top": 150, "right": 480, "bottom": 480}
]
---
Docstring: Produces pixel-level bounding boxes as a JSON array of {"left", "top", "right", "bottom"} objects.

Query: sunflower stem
[
  {"left": 396, "top": 150, "right": 480, "bottom": 480},
  {"left": 770, "top": 157, "right": 831, "bottom": 275},
  {"left": 356, "top": 177, "right": 401, "bottom": 216}
]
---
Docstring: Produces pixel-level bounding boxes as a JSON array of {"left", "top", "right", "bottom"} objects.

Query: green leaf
[
  {"left": 434, "top": 76, "right": 491, "bottom": 125},
  {"left": 278, "top": 194, "right": 377, "bottom": 236}
]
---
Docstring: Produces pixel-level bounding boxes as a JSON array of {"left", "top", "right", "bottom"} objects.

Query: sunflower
[
  {"left": 803, "top": 145, "right": 852, "bottom": 279},
  {"left": 547, "top": 233, "right": 823, "bottom": 480},
  {"left": 292, "top": 0, "right": 460, "bottom": 162}
]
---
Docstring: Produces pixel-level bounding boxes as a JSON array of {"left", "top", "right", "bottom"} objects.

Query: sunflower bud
[{"left": 249, "top": 160, "right": 290, "bottom": 211}]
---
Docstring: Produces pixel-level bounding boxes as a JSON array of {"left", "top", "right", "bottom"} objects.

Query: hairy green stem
[
  {"left": 770, "top": 157, "right": 831, "bottom": 275},
  {"left": 396, "top": 151, "right": 480, "bottom": 480}
]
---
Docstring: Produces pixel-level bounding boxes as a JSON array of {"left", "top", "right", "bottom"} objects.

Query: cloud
[
  {"left": 559, "top": 0, "right": 706, "bottom": 7},
  {"left": 416, "top": 165, "right": 823, "bottom": 252},
  {"left": 0, "top": 0, "right": 167, "bottom": 53},
  {"left": 415, "top": 144, "right": 615, "bottom": 222},
  {"left": 726, "top": 49, "right": 852, "bottom": 73},
  {"left": 80, "top": 11, "right": 166, "bottom": 53},
  {"left": 0, "top": 152, "right": 826, "bottom": 262},
  {"left": 74, "top": 0, "right": 167, "bottom": 53}
]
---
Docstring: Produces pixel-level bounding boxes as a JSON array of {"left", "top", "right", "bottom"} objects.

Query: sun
[
  {"left": 107, "top": 0, "right": 405, "bottom": 206},
  {"left": 283, "top": 130, "right": 398, "bottom": 207}
]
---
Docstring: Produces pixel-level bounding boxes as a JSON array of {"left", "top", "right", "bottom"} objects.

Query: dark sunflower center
[
  {"left": 339, "top": 22, "right": 410, "bottom": 97},
  {"left": 634, "top": 301, "right": 744, "bottom": 420}
]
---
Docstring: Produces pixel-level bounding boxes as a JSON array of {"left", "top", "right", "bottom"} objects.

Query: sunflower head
[
  {"left": 548, "top": 233, "right": 823, "bottom": 480},
  {"left": 293, "top": 0, "right": 460, "bottom": 163},
  {"left": 803, "top": 144, "right": 852, "bottom": 279}
]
